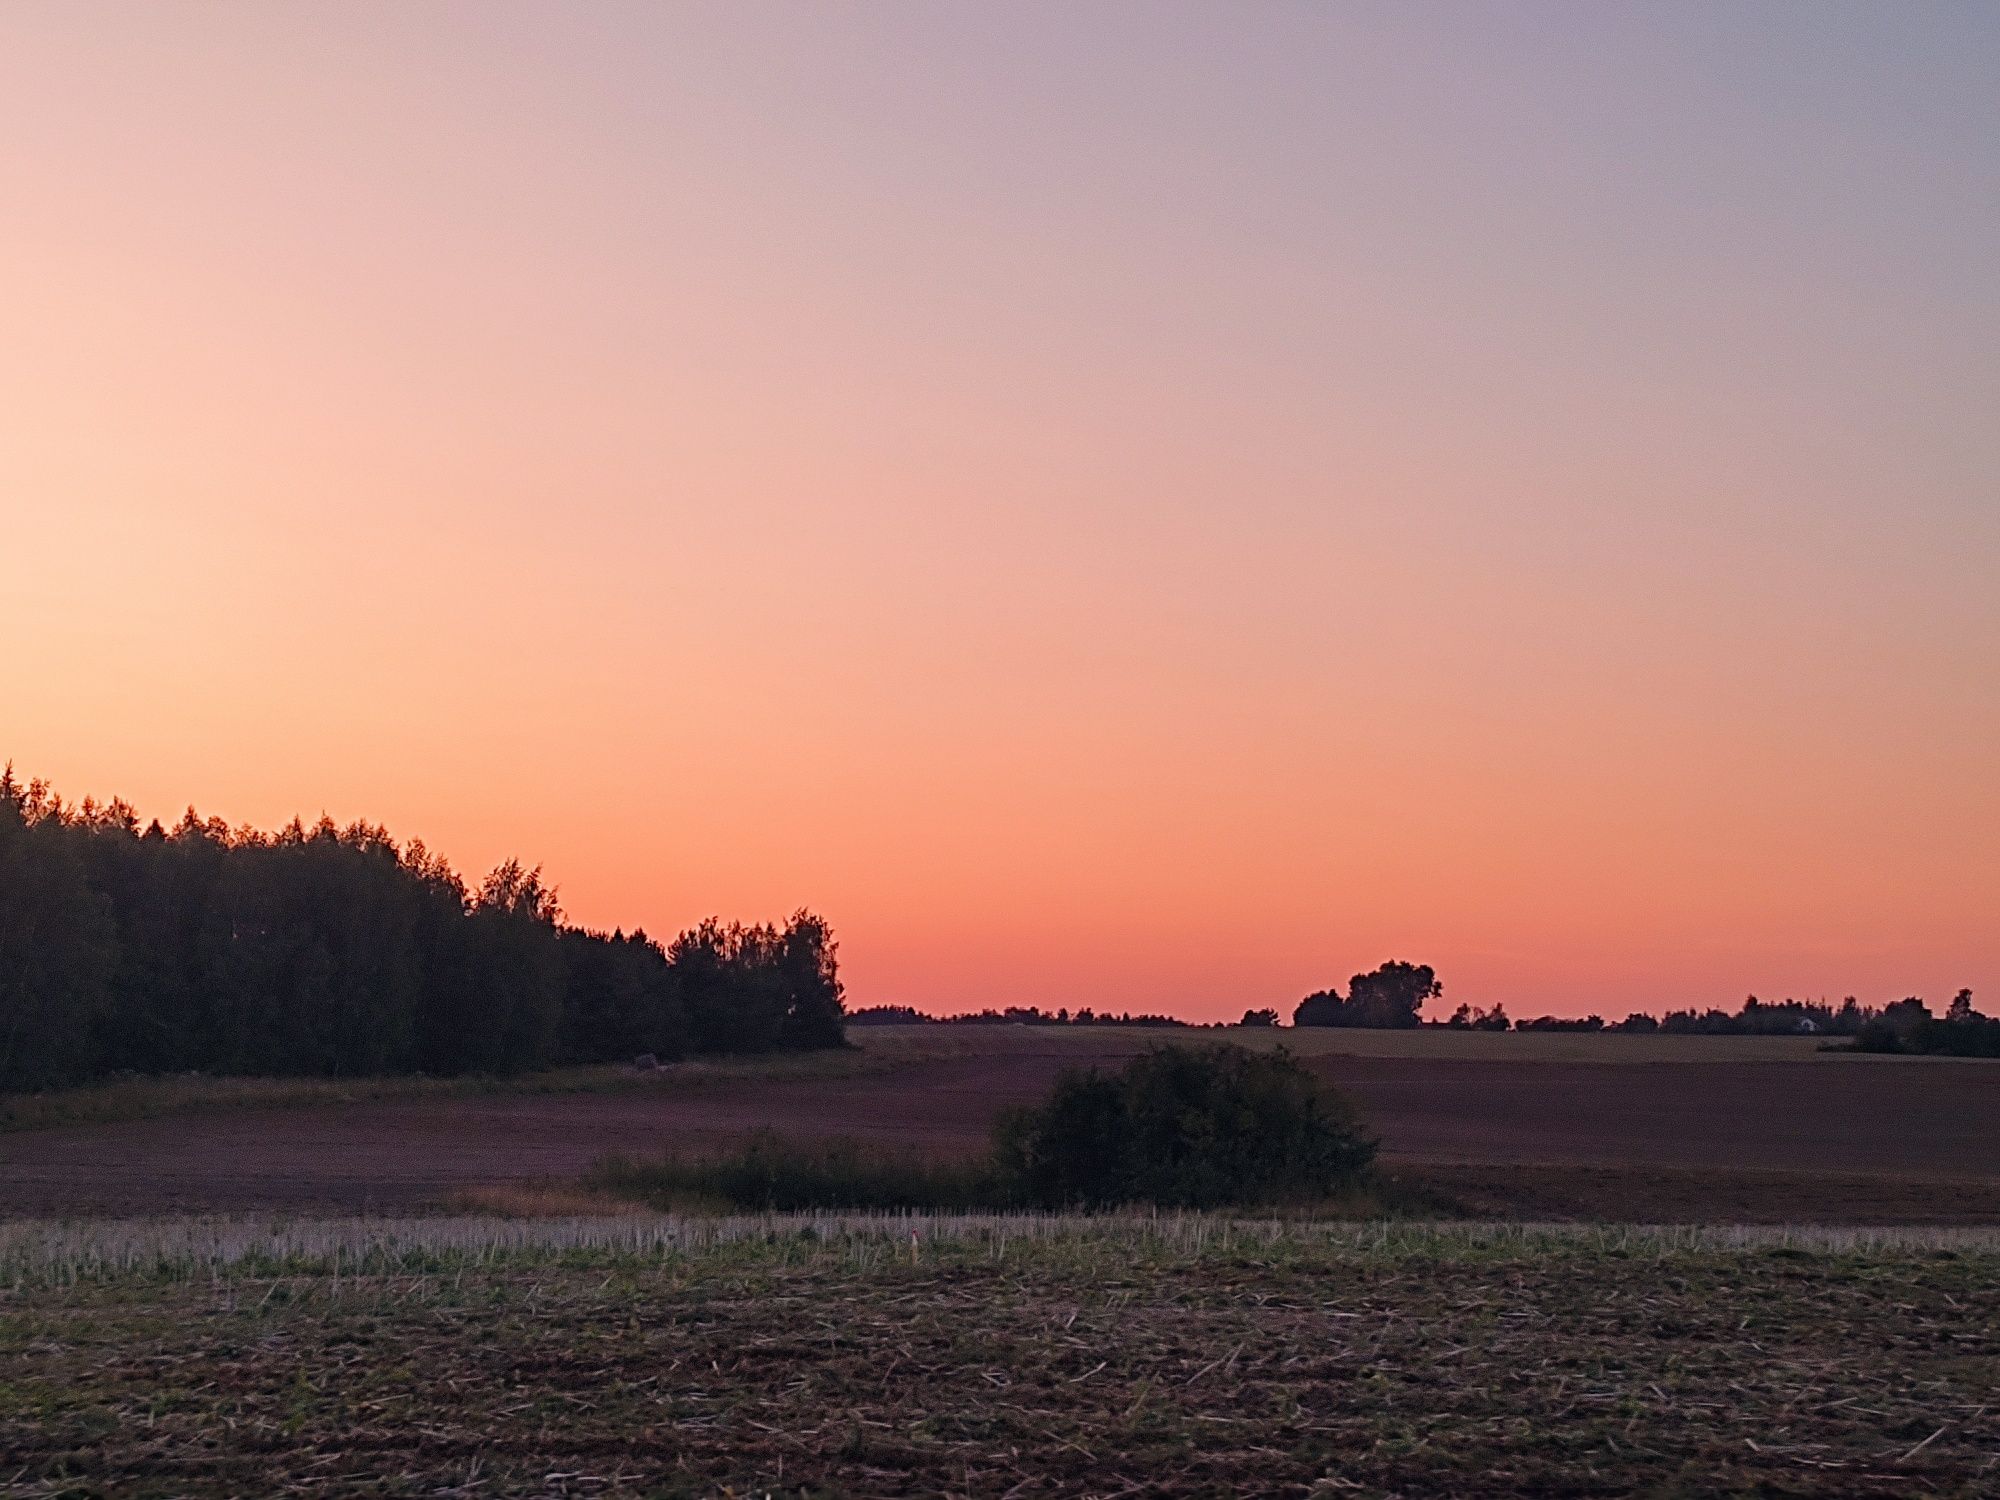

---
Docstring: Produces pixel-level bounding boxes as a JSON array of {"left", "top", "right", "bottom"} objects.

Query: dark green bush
[
  {"left": 995, "top": 1044, "right": 1376, "bottom": 1208},
  {"left": 1920, "top": 1018, "right": 2000, "bottom": 1057},
  {"left": 1851, "top": 1019, "right": 1904, "bottom": 1054},
  {"left": 1857, "top": 1015, "right": 2000, "bottom": 1058}
]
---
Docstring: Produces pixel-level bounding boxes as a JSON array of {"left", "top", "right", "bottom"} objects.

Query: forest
[{"left": 0, "top": 770, "right": 845, "bottom": 1091}]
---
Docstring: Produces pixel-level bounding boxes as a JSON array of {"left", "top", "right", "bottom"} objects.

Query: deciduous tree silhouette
[{"left": 1293, "top": 961, "right": 1440, "bottom": 1029}]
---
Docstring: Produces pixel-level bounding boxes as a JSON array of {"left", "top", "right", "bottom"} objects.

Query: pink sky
[{"left": 3, "top": 4, "right": 1995, "bottom": 1020}]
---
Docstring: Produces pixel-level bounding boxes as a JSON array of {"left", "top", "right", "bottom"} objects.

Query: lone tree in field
[
  {"left": 994, "top": 1044, "right": 1376, "bottom": 1208},
  {"left": 1293, "top": 960, "right": 1441, "bottom": 1029}
]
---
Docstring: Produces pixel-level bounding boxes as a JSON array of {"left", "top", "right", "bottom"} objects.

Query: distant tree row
[
  {"left": 842, "top": 1004, "right": 935, "bottom": 1027},
  {"left": 1288, "top": 966, "right": 1988, "bottom": 1043},
  {"left": 1441, "top": 1002, "right": 1512, "bottom": 1031},
  {"left": 1441, "top": 992, "right": 1988, "bottom": 1040},
  {"left": 846, "top": 1003, "right": 1191, "bottom": 1028},
  {"left": 828, "top": 966, "right": 1994, "bottom": 1049},
  {"left": 1850, "top": 991, "right": 1997, "bottom": 1057},
  {"left": 0, "top": 769, "right": 845, "bottom": 1092}
]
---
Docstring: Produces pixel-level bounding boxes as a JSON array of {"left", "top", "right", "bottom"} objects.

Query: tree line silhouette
[
  {"left": 0, "top": 770, "right": 845, "bottom": 1092},
  {"left": 852, "top": 970, "right": 1992, "bottom": 1050},
  {"left": 846, "top": 1004, "right": 1190, "bottom": 1028},
  {"left": 1288, "top": 963, "right": 1990, "bottom": 1045},
  {"left": 1449, "top": 992, "right": 1989, "bottom": 1041}
]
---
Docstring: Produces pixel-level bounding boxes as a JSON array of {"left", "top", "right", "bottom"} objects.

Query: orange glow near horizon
[{"left": 3, "top": 5, "right": 1996, "bottom": 1022}]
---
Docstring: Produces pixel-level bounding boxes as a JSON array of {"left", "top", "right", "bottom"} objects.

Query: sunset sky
[{"left": 3, "top": 3, "right": 1995, "bottom": 1022}]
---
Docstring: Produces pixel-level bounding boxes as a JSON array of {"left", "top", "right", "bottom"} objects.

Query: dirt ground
[
  {"left": 2, "top": 1028, "right": 1995, "bottom": 1220},
  {"left": 9, "top": 1230, "right": 1998, "bottom": 1498}
]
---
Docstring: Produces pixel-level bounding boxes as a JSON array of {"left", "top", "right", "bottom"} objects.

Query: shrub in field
[
  {"left": 592, "top": 1046, "right": 1379, "bottom": 1213},
  {"left": 994, "top": 1044, "right": 1376, "bottom": 1209}
]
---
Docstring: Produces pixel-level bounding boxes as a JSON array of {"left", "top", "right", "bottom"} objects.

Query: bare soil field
[
  {"left": 4, "top": 1220, "right": 1996, "bottom": 1498},
  {"left": 1, "top": 1027, "right": 1994, "bottom": 1221}
]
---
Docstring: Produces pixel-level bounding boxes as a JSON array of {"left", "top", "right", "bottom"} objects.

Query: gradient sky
[{"left": 3, "top": 3, "right": 1996, "bottom": 1021}]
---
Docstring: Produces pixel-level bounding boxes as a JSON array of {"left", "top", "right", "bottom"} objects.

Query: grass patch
[
  {"left": 442, "top": 1183, "right": 657, "bottom": 1218},
  {"left": 588, "top": 1132, "right": 1457, "bottom": 1218},
  {"left": 0, "top": 1048, "right": 887, "bottom": 1135},
  {"left": 591, "top": 1132, "right": 1010, "bottom": 1211},
  {"left": 4, "top": 1211, "right": 2000, "bottom": 1286}
]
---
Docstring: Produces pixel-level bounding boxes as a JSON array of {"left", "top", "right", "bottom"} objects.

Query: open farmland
[
  {"left": 1, "top": 1027, "right": 1996, "bottom": 1222},
  {"left": 3, "top": 1216, "right": 1997, "bottom": 1498}
]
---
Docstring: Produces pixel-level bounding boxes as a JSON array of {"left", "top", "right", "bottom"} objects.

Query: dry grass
[
  {"left": 442, "top": 1183, "right": 656, "bottom": 1218},
  {"left": 1, "top": 1213, "right": 1995, "bottom": 1496},
  {"left": 6, "top": 1022, "right": 1974, "bottom": 1138},
  {"left": 851, "top": 1023, "right": 1915, "bottom": 1064},
  {"left": 0, "top": 1047, "right": 887, "bottom": 1135},
  {"left": 3, "top": 1209, "right": 1999, "bottom": 1285}
]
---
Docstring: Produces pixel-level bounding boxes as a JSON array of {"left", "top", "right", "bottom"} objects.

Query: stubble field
[
  {"left": 4, "top": 1031, "right": 1998, "bottom": 1495},
  {"left": 3, "top": 1217, "right": 1997, "bottom": 1498}
]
